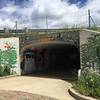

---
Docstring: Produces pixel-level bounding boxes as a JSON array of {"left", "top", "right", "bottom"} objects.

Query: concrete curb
[
  {"left": 0, "top": 74, "right": 20, "bottom": 80},
  {"left": 82, "top": 29, "right": 100, "bottom": 34},
  {"left": 68, "top": 88, "right": 97, "bottom": 100}
]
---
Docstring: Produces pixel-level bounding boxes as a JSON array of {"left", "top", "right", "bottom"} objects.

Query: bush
[
  {"left": 0, "top": 66, "right": 10, "bottom": 77},
  {"left": 73, "top": 68, "right": 100, "bottom": 99},
  {"left": 81, "top": 34, "right": 100, "bottom": 73},
  {"left": 91, "top": 26, "right": 100, "bottom": 32}
]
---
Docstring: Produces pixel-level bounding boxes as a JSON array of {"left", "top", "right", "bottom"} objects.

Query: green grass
[
  {"left": 0, "top": 66, "right": 10, "bottom": 77},
  {"left": 90, "top": 26, "right": 100, "bottom": 32},
  {"left": 73, "top": 71, "right": 100, "bottom": 99}
]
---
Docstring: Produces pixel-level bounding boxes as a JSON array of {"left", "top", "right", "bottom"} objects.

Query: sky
[{"left": 0, "top": 0, "right": 100, "bottom": 29}]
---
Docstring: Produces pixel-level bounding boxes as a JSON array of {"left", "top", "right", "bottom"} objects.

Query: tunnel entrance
[{"left": 22, "top": 43, "right": 80, "bottom": 80}]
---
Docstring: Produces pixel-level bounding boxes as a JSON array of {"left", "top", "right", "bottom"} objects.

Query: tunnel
[{"left": 21, "top": 42, "right": 80, "bottom": 80}]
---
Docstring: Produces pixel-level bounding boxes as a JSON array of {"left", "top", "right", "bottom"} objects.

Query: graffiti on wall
[{"left": 0, "top": 38, "right": 20, "bottom": 76}]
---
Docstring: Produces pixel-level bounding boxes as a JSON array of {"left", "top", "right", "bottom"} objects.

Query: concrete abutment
[{"left": 0, "top": 29, "right": 99, "bottom": 79}]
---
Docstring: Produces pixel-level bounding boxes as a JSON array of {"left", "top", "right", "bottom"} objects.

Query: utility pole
[
  {"left": 88, "top": 9, "right": 91, "bottom": 29},
  {"left": 46, "top": 16, "right": 48, "bottom": 29},
  {"left": 88, "top": 9, "right": 97, "bottom": 29},
  {"left": 15, "top": 21, "right": 18, "bottom": 34}
]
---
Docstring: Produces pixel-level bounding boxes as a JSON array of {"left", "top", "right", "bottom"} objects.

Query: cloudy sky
[{"left": 0, "top": 0, "right": 100, "bottom": 29}]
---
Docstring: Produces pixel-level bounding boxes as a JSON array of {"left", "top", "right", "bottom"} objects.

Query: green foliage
[
  {"left": 91, "top": 26, "right": 100, "bottom": 32},
  {"left": 74, "top": 69, "right": 100, "bottom": 99},
  {"left": 0, "top": 66, "right": 10, "bottom": 76},
  {"left": 81, "top": 34, "right": 100, "bottom": 72},
  {"left": 75, "top": 33, "right": 100, "bottom": 99}
]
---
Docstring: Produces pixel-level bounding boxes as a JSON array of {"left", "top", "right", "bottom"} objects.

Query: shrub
[
  {"left": 0, "top": 66, "right": 10, "bottom": 76},
  {"left": 90, "top": 26, "right": 100, "bottom": 32},
  {"left": 74, "top": 68, "right": 100, "bottom": 99},
  {"left": 81, "top": 34, "right": 100, "bottom": 73}
]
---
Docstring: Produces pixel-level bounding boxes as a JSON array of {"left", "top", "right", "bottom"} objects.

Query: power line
[{"left": 90, "top": 16, "right": 97, "bottom": 26}]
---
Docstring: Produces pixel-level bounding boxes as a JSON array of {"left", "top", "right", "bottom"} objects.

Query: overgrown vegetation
[
  {"left": 81, "top": 34, "right": 100, "bottom": 72},
  {"left": 0, "top": 66, "right": 10, "bottom": 76},
  {"left": 74, "top": 34, "right": 100, "bottom": 99},
  {"left": 74, "top": 68, "right": 100, "bottom": 99},
  {"left": 91, "top": 26, "right": 100, "bottom": 32}
]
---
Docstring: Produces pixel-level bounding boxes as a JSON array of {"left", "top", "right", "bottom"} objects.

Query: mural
[{"left": 0, "top": 38, "right": 20, "bottom": 76}]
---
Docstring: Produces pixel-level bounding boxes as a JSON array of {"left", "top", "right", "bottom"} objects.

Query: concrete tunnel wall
[
  {"left": 19, "top": 29, "right": 100, "bottom": 78},
  {"left": 0, "top": 29, "right": 99, "bottom": 77}
]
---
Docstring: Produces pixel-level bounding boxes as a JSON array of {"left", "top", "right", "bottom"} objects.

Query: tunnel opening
[{"left": 21, "top": 43, "right": 80, "bottom": 80}]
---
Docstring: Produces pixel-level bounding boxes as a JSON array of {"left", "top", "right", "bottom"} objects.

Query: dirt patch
[{"left": 0, "top": 90, "right": 57, "bottom": 100}]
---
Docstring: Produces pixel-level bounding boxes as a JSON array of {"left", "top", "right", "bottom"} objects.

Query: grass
[
  {"left": 73, "top": 69, "right": 100, "bottom": 99},
  {"left": 0, "top": 66, "right": 10, "bottom": 77},
  {"left": 90, "top": 26, "right": 100, "bottom": 32}
]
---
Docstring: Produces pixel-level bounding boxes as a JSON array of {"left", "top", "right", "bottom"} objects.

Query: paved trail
[{"left": 0, "top": 76, "right": 75, "bottom": 100}]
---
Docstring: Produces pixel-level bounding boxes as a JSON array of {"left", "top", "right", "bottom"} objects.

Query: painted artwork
[{"left": 0, "top": 37, "right": 20, "bottom": 76}]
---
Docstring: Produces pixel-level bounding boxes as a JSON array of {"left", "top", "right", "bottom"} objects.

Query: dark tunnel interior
[
  {"left": 22, "top": 44, "right": 80, "bottom": 80},
  {"left": 48, "top": 45, "right": 80, "bottom": 72}
]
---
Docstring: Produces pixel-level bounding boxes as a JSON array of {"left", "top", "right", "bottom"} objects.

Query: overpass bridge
[
  {"left": 0, "top": 29, "right": 99, "bottom": 79},
  {"left": 0, "top": 29, "right": 80, "bottom": 53}
]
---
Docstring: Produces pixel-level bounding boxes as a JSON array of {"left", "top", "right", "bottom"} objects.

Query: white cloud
[
  {"left": 0, "top": 0, "right": 100, "bottom": 29},
  {"left": 0, "top": 6, "right": 17, "bottom": 14}
]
